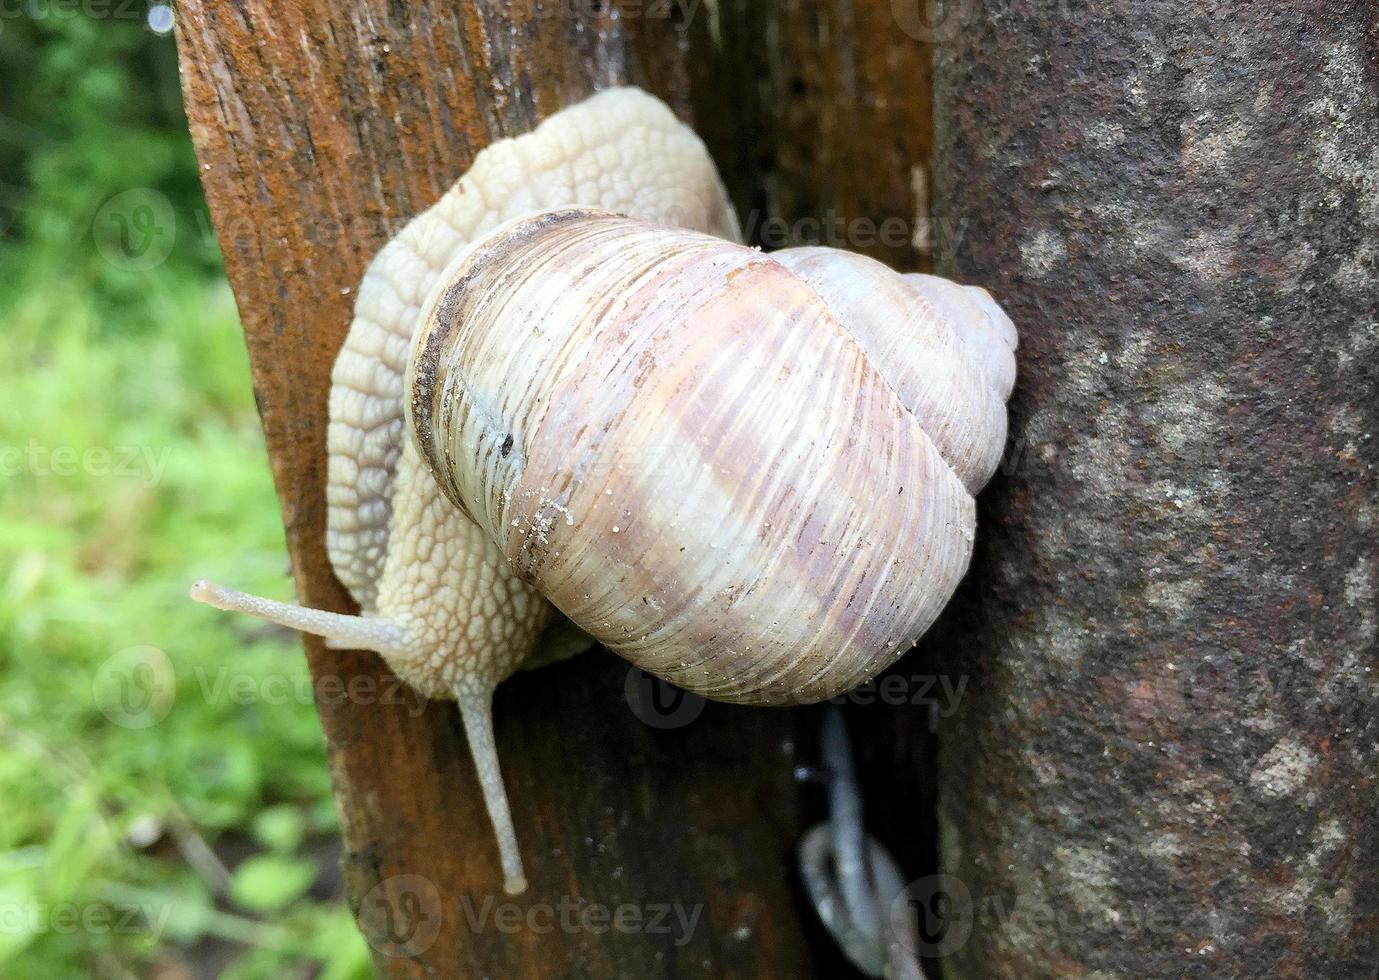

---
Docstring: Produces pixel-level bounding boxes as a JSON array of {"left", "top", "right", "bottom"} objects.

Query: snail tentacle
[
  {"left": 454, "top": 681, "right": 527, "bottom": 896},
  {"left": 188, "top": 580, "right": 410, "bottom": 656}
]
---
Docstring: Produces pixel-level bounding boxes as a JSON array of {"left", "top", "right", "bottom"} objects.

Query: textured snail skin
[
  {"left": 409, "top": 209, "right": 1016, "bottom": 705},
  {"left": 190, "top": 88, "right": 740, "bottom": 895}
]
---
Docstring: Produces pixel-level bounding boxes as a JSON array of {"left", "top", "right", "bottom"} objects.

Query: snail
[{"left": 190, "top": 87, "right": 1016, "bottom": 896}]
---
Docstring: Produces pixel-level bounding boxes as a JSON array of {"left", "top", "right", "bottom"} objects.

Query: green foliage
[
  {"left": 0, "top": 262, "right": 373, "bottom": 980},
  {"left": 0, "top": 9, "right": 373, "bottom": 978},
  {"left": 0, "top": 7, "right": 221, "bottom": 320},
  {"left": 230, "top": 856, "right": 319, "bottom": 914}
]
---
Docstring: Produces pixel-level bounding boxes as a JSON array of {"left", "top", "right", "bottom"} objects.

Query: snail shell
[{"left": 408, "top": 208, "right": 1015, "bottom": 705}]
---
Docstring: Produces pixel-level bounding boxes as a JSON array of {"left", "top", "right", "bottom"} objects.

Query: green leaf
[
  {"left": 228, "top": 855, "right": 317, "bottom": 914},
  {"left": 250, "top": 805, "right": 306, "bottom": 854}
]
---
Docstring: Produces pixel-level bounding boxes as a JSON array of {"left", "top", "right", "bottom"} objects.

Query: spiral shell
[{"left": 408, "top": 208, "right": 1016, "bottom": 705}]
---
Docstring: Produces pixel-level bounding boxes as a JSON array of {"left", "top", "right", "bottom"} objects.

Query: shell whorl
[
  {"left": 772, "top": 248, "right": 1013, "bottom": 492},
  {"left": 325, "top": 88, "right": 741, "bottom": 609},
  {"left": 409, "top": 209, "right": 1015, "bottom": 705}
]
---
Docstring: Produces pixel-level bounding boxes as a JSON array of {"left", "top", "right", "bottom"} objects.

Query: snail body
[{"left": 190, "top": 87, "right": 1016, "bottom": 895}]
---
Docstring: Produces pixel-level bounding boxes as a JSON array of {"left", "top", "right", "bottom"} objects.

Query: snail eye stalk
[{"left": 189, "top": 579, "right": 409, "bottom": 656}]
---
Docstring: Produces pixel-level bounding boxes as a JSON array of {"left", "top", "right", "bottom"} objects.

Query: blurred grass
[
  {"left": 0, "top": 278, "right": 373, "bottom": 978},
  {"left": 0, "top": 8, "right": 372, "bottom": 979}
]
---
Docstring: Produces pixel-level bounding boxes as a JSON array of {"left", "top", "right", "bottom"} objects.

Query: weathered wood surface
[
  {"left": 175, "top": 1, "right": 937, "bottom": 975},
  {"left": 697, "top": 0, "right": 936, "bottom": 272},
  {"left": 933, "top": 1, "right": 1379, "bottom": 976}
]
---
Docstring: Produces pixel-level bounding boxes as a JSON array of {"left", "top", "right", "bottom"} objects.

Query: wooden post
[
  {"left": 173, "top": 4, "right": 817, "bottom": 976},
  {"left": 692, "top": 0, "right": 936, "bottom": 272},
  {"left": 932, "top": 1, "right": 1379, "bottom": 976},
  {"left": 175, "top": 1, "right": 940, "bottom": 973}
]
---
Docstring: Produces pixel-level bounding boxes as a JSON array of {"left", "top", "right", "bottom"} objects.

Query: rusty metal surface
[{"left": 932, "top": 1, "right": 1379, "bottom": 976}]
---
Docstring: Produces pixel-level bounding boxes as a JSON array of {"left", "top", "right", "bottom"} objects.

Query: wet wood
[{"left": 694, "top": 0, "right": 936, "bottom": 271}]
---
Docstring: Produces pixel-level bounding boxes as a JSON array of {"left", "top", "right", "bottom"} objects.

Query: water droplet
[{"left": 147, "top": 3, "right": 174, "bottom": 34}]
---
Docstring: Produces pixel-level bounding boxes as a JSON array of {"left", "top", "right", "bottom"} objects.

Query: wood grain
[
  {"left": 175, "top": 1, "right": 937, "bottom": 974},
  {"left": 693, "top": 0, "right": 936, "bottom": 271}
]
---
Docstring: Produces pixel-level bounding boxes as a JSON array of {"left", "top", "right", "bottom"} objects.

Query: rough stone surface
[{"left": 933, "top": 2, "right": 1379, "bottom": 976}]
